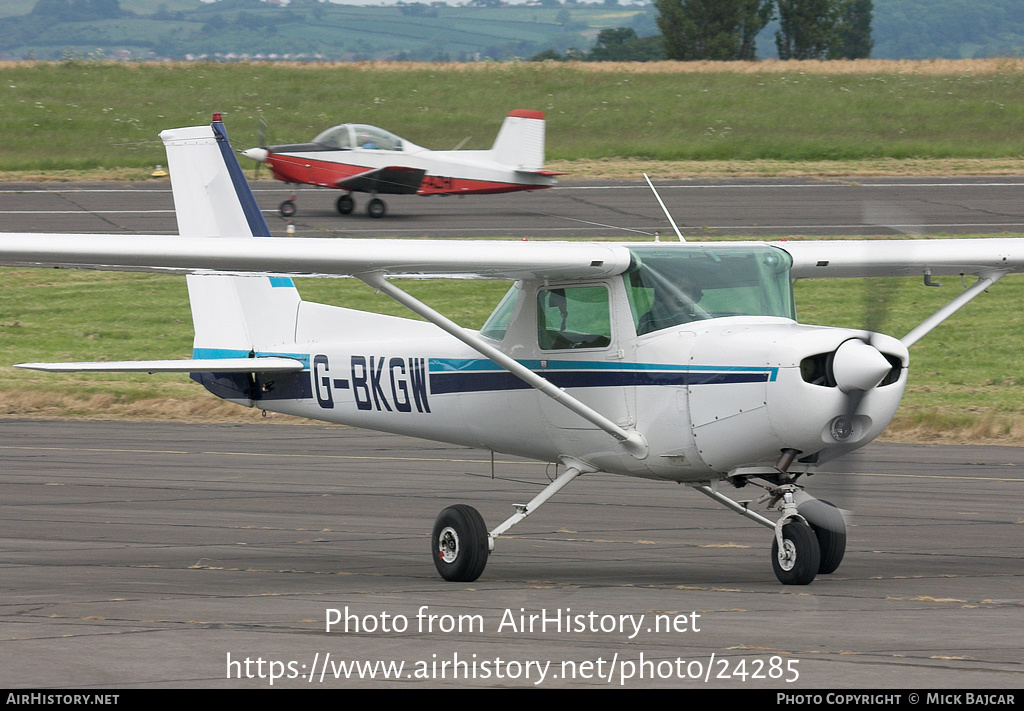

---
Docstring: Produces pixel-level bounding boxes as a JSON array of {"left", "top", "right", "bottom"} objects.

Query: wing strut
[
  {"left": 901, "top": 269, "right": 1008, "bottom": 348},
  {"left": 358, "top": 272, "right": 649, "bottom": 459}
]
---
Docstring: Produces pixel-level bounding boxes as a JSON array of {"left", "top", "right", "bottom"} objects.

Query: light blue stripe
[
  {"left": 192, "top": 347, "right": 310, "bottom": 369},
  {"left": 429, "top": 357, "right": 777, "bottom": 381}
]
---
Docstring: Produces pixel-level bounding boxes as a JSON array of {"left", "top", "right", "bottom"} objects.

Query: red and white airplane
[{"left": 242, "top": 109, "right": 561, "bottom": 218}]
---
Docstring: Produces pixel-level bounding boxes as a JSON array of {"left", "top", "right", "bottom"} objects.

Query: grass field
[
  {"left": 3, "top": 59, "right": 1024, "bottom": 173},
  {"left": 2, "top": 59, "right": 1024, "bottom": 441}
]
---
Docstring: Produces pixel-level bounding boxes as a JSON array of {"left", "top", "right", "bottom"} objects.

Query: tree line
[{"left": 536, "top": 0, "right": 872, "bottom": 62}]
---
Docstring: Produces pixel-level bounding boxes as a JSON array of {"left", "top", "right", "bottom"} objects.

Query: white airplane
[
  {"left": 241, "top": 109, "right": 560, "bottom": 218},
  {"left": 3, "top": 114, "right": 1022, "bottom": 585}
]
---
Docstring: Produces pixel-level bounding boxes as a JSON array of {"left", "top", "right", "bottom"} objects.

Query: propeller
[
  {"left": 828, "top": 202, "right": 914, "bottom": 442},
  {"left": 804, "top": 201, "right": 914, "bottom": 545},
  {"left": 253, "top": 113, "right": 267, "bottom": 180}
]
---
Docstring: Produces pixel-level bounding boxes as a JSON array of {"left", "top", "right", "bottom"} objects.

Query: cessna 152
[
  {"left": 241, "top": 109, "right": 560, "bottom": 218},
  {"left": 3, "top": 115, "right": 1023, "bottom": 585}
]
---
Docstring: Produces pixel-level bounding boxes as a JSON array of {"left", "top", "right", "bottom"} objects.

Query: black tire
[
  {"left": 336, "top": 194, "right": 354, "bottom": 215},
  {"left": 798, "top": 499, "right": 847, "bottom": 574},
  {"left": 431, "top": 504, "right": 488, "bottom": 582},
  {"left": 279, "top": 200, "right": 296, "bottom": 217},
  {"left": 771, "top": 520, "right": 820, "bottom": 585},
  {"left": 367, "top": 197, "right": 386, "bottom": 219}
]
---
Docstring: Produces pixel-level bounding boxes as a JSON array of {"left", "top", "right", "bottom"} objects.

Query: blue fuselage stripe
[
  {"left": 429, "top": 369, "right": 769, "bottom": 394},
  {"left": 427, "top": 359, "right": 776, "bottom": 395}
]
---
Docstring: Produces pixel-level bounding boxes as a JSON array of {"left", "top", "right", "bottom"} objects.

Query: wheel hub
[
  {"left": 777, "top": 539, "right": 797, "bottom": 571},
  {"left": 437, "top": 526, "right": 460, "bottom": 563}
]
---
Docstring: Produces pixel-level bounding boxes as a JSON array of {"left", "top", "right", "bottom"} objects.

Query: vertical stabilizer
[
  {"left": 489, "top": 110, "right": 546, "bottom": 172},
  {"left": 160, "top": 113, "right": 271, "bottom": 239},
  {"left": 161, "top": 114, "right": 301, "bottom": 405}
]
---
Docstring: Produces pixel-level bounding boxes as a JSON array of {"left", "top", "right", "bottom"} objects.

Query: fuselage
[
  {"left": 247, "top": 121, "right": 558, "bottom": 195},
  {"left": 199, "top": 244, "right": 909, "bottom": 482}
]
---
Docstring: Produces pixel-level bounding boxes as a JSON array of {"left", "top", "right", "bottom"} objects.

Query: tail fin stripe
[{"left": 211, "top": 117, "right": 272, "bottom": 238}]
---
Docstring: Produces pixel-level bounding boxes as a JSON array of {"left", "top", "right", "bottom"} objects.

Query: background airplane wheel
[
  {"left": 279, "top": 200, "right": 296, "bottom": 217},
  {"left": 336, "top": 194, "right": 354, "bottom": 215},
  {"left": 367, "top": 197, "right": 386, "bottom": 218},
  {"left": 798, "top": 498, "right": 847, "bottom": 574},
  {"left": 432, "top": 504, "right": 488, "bottom": 582},
  {"left": 771, "top": 520, "right": 820, "bottom": 585}
]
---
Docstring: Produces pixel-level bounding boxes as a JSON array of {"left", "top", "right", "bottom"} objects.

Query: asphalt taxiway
[
  {"left": 2, "top": 420, "right": 1021, "bottom": 688},
  {"left": 4, "top": 176, "right": 1024, "bottom": 239}
]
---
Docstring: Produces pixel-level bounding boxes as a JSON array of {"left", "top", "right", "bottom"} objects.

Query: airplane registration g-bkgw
[
  {"left": 3, "top": 115, "right": 1023, "bottom": 585},
  {"left": 241, "top": 109, "right": 560, "bottom": 218}
]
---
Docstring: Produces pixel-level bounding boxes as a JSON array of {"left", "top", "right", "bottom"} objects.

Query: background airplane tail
[
  {"left": 161, "top": 114, "right": 300, "bottom": 401},
  {"left": 489, "top": 109, "right": 546, "bottom": 171}
]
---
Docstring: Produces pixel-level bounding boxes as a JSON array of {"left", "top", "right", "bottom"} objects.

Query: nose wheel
[
  {"left": 692, "top": 479, "right": 847, "bottom": 585},
  {"left": 771, "top": 519, "right": 820, "bottom": 585}
]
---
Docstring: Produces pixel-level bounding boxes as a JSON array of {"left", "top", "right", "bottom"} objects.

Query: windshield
[
  {"left": 480, "top": 283, "right": 520, "bottom": 340},
  {"left": 312, "top": 124, "right": 404, "bottom": 151},
  {"left": 624, "top": 245, "right": 794, "bottom": 335},
  {"left": 313, "top": 125, "right": 353, "bottom": 150}
]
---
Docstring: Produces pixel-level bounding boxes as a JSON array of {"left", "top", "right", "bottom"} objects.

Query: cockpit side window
[
  {"left": 352, "top": 125, "right": 403, "bottom": 151},
  {"left": 537, "top": 286, "right": 611, "bottom": 351}
]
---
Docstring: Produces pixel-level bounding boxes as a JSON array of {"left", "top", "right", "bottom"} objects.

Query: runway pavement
[
  {"left": 4, "top": 176, "right": 1024, "bottom": 239},
  {"left": 1, "top": 420, "right": 1021, "bottom": 689}
]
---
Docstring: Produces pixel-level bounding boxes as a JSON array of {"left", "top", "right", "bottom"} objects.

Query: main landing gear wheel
[
  {"left": 367, "top": 197, "right": 386, "bottom": 219},
  {"left": 279, "top": 199, "right": 296, "bottom": 217},
  {"left": 336, "top": 194, "right": 354, "bottom": 215},
  {"left": 432, "top": 504, "right": 489, "bottom": 582},
  {"left": 798, "top": 499, "right": 847, "bottom": 574},
  {"left": 771, "top": 520, "right": 821, "bottom": 585}
]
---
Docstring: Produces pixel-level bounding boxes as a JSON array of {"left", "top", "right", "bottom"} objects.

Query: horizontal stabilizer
[
  {"left": 15, "top": 357, "right": 305, "bottom": 374},
  {"left": 523, "top": 169, "right": 568, "bottom": 177},
  {"left": 336, "top": 166, "right": 426, "bottom": 194}
]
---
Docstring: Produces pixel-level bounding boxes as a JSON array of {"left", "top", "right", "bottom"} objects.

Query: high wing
[
  {"left": 0, "top": 233, "right": 633, "bottom": 281},
  {"left": 1, "top": 234, "right": 1022, "bottom": 282},
  {"left": 782, "top": 238, "right": 1024, "bottom": 279},
  {"left": 335, "top": 165, "right": 426, "bottom": 194}
]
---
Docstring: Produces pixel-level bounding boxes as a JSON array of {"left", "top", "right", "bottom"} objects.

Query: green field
[
  {"left": 3, "top": 60, "right": 1024, "bottom": 173},
  {"left": 2, "top": 60, "right": 1024, "bottom": 441}
]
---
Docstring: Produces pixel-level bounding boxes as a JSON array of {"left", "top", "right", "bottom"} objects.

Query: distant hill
[
  {"left": 0, "top": 0, "right": 656, "bottom": 62},
  {"left": 1, "top": 0, "right": 1021, "bottom": 61}
]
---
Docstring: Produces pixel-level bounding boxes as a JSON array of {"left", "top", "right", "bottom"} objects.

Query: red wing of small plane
[{"left": 243, "top": 110, "right": 559, "bottom": 219}]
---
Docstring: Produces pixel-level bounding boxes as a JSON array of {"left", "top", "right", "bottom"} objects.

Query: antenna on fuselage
[{"left": 644, "top": 173, "right": 684, "bottom": 242}]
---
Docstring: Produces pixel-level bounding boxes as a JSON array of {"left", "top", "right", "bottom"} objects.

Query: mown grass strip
[{"left": 3, "top": 59, "right": 1024, "bottom": 172}]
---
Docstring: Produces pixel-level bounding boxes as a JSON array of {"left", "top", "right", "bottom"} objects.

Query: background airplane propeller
[{"left": 252, "top": 114, "right": 268, "bottom": 180}]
